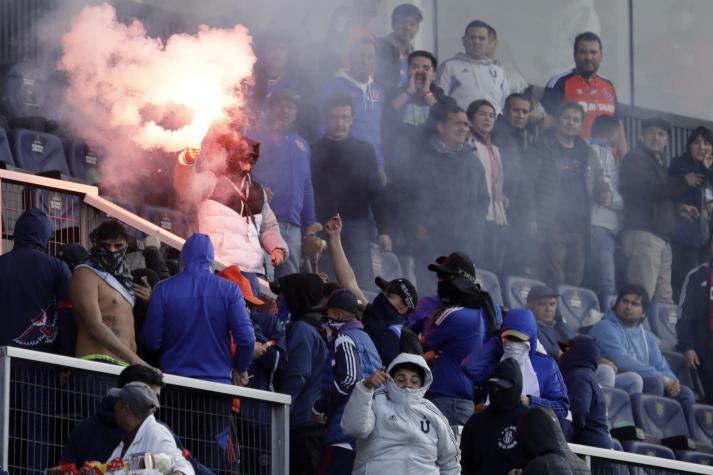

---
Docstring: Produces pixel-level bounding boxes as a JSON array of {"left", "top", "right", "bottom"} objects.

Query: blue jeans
[
  {"left": 341, "top": 218, "right": 374, "bottom": 290},
  {"left": 590, "top": 226, "right": 617, "bottom": 299},
  {"left": 429, "top": 397, "right": 474, "bottom": 426},
  {"left": 274, "top": 221, "right": 302, "bottom": 279}
]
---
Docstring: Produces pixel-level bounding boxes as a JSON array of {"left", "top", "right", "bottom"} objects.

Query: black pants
[{"left": 289, "top": 426, "right": 323, "bottom": 475}]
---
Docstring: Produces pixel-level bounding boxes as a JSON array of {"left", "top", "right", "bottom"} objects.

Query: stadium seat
[
  {"left": 647, "top": 301, "right": 679, "bottom": 351},
  {"left": 476, "top": 269, "right": 503, "bottom": 306},
  {"left": 64, "top": 140, "right": 99, "bottom": 184},
  {"left": 0, "top": 128, "right": 13, "bottom": 167},
  {"left": 631, "top": 393, "right": 690, "bottom": 440},
  {"left": 603, "top": 387, "right": 637, "bottom": 430},
  {"left": 557, "top": 284, "right": 600, "bottom": 331},
  {"left": 611, "top": 438, "right": 623, "bottom": 451},
  {"left": 0, "top": 62, "right": 47, "bottom": 119},
  {"left": 24, "top": 189, "right": 81, "bottom": 233},
  {"left": 675, "top": 449, "right": 713, "bottom": 465},
  {"left": 9, "top": 128, "right": 69, "bottom": 175},
  {"left": 692, "top": 404, "right": 713, "bottom": 447},
  {"left": 599, "top": 293, "right": 617, "bottom": 312},
  {"left": 138, "top": 205, "right": 190, "bottom": 238},
  {"left": 500, "top": 275, "right": 545, "bottom": 309}
]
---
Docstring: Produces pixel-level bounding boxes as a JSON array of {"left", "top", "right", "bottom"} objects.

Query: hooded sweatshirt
[
  {"left": 341, "top": 353, "right": 460, "bottom": 475},
  {"left": 0, "top": 208, "right": 72, "bottom": 352},
  {"left": 462, "top": 308, "right": 570, "bottom": 421},
  {"left": 141, "top": 234, "right": 255, "bottom": 383},
  {"left": 321, "top": 70, "right": 386, "bottom": 168},
  {"left": 275, "top": 274, "right": 330, "bottom": 429},
  {"left": 589, "top": 310, "right": 676, "bottom": 380},
  {"left": 436, "top": 53, "right": 509, "bottom": 114},
  {"left": 461, "top": 358, "right": 528, "bottom": 475},
  {"left": 517, "top": 407, "right": 591, "bottom": 475},
  {"left": 559, "top": 336, "right": 612, "bottom": 449}
]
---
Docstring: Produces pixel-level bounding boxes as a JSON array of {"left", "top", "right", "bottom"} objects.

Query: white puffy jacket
[
  {"left": 174, "top": 154, "right": 287, "bottom": 273},
  {"left": 341, "top": 353, "right": 461, "bottom": 475},
  {"left": 436, "top": 53, "right": 509, "bottom": 115}
]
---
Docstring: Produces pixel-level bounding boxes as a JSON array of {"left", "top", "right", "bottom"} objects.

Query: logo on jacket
[
  {"left": 370, "top": 88, "right": 382, "bottom": 102},
  {"left": 14, "top": 307, "right": 58, "bottom": 347},
  {"left": 420, "top": 417, "right": 431, "bottom": 434},
  {"left": 498, "top": 426, "right": 518, "bottom": 449},
  {"left": 489, "top": 68, "right": 498, "bottom": 79},
  {"left": 295, "top": 139, "right": 306, "bottom": 152}
]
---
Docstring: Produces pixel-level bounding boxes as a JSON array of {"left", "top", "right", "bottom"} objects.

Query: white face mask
[
  {"left": 326, "top": 319, "right": 346, "bottom": 330},
  {"left": 502, "top": 340, "right": 530, "bottom": 363}
]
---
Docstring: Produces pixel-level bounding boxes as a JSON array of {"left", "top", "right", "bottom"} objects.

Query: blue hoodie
[
  {"left": 249, "top": 124, "right": 317, "bottom": 228},
  {"left": 589, "top": 309, "right": 675, "bottom": 380},
  {"left": 321, "top": 72, "right": 385, "bottom": 168},
  {"left": 462, "top": 308, "right": 570, "bottom": 420},
  {"left": 0, "top": 208, "right": 71, "bottom": 353},
  {"left": 141, "top": 234, "right": 255, "bottom": 383},
  {"left": 559, "top": 335, "right": 612, "bottom": 449}
]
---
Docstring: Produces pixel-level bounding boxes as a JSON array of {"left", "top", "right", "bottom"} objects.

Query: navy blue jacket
[
  {"left": 242, "top": 310, "right": 288, "bottom": 423},
  {"left": 462, "top": 308, "right": 570, "bottom": 421},
  {"left": 61, "top": 395, "right": 212, "bottom": 474},
  {"left": 362, "top": 293, "right": 406, "bottom": 367},
  {"left": 677, "top": 260, "right": 713, "bottom": 356},
  {"left": 559, "top": 336, "right": 612, "bottom": 449},
  {"left": 277, "top": 315, "right": 329, "bottom": 429},
  {"left": 142, "top": 234, "right": 255, "bottom": 383},
  {"left": 0, "top": 208, "right": 71, "bottom": 353},
  {"left": 250, "top": 124, "right": 317, "bottom": 228}
]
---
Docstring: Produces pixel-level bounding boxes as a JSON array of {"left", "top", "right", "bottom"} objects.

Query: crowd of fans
[{"left": 3, "top": 1, "right": 713, "bottom": 474}]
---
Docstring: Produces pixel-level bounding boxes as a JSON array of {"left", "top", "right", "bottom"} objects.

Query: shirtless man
[{"left": 71, "top": 220, "right": 148, "bottom": 367}]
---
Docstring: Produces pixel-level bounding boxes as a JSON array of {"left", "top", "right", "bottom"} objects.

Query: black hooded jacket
[
  {"left": 559, "top": 336, "right": 612, "bottom": 449},
  {"left": 517, "top": 407, "right": 591, "bottom": 475},
  {"left": 460, "top": 358, "right": 528, "bottom": 475},
  {"left": 0, "top": 208, "right": 72, "bottom": 353}
]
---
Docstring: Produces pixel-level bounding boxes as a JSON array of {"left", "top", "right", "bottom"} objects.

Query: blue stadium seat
[
  {"left": 476, "top": 269, "right": 503, "bottom": 306},
  {"left": 647, "top": 301, "right": 679, "bottom": 351},
  {"left": 25, "top": 189, "right": 81, "bottom": 231},
  {"left": 500, "top": 275, "right": 545, "bottom": 309},
  {"left": 0, "top": 62, "right": 48, "bottom": 119},
  {"left": 0, "top": 128, "right": 13, "bottom": 167},
  {"left": 9, "top": 129, "right": 68, "bottom": 175},
  {"left": 139, "top": 205, "right": 189, "bottom": 238},
  {"left": 675, "top": 450, "right": 713, "bottom": 465},
  {"left": 600, "top": 293, "right": 617, "bottom": 313},
  {"left": 692, "top": 404, "right": 713, "bottom": 447},
  {"left": 621, "top": 440, "right": 675, "bottom": 459},
  {"left": 557, "top": 284, "right": 600, "bottom": 331},
  {"left": 64, "top": 140, "right": 99, "bottom": 184},
  {"left": 631, "top": 393, "right": 690, "bottom": 440},
  {"left": 603, "top": 387, "right": 637, "bottom": 430},
  {"left": 611, "top": 438, "right": 623, "bottom": 451}
]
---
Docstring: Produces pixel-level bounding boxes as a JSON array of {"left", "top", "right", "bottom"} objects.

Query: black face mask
[
  {"left": 489, "top": 383, "right": 521, "bottom": 411},
  {"left": 437, "top": 278, "right": 461, "bottom": 303},
  {"left": 89, "top": 245, "right": 134, "bottom": 294}
]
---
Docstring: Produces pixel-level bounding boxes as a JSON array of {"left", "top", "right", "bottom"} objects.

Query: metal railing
[
  {"left": 571, "top": 443, "right": 713, "bottom": 475},
  {"left": 0, "top": 346, "right": 290, "bottom": 475}
]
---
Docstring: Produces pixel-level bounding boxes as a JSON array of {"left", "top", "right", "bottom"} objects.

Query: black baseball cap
[
  {"left": 375, "top": 276, "right": 418, "bottom": 312},
  {"left": 316, "top": 289, "right": 364, "bottom": 316},
  {"left": 486, "top": 376, "right": 514, "bottom": 389},
  {"left": 427, "top": 252, "right": 477, "bottom": 285},
  {"left": 526, "top": 285, "right": 560, "bottom": 304}
]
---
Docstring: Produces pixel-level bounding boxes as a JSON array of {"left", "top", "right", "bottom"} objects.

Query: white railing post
[
  {"left": 271, "top": 402, "right": 290, "bottom": 475},
  {"left": 0, "top": 348, "right": 10, "bottom": 469}
]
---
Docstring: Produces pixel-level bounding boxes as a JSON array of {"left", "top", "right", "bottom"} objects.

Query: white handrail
[
  {"left": 570, "top": 442, "right": 713, "bottom": 474},
  {"left": 0, "top": 346, "right": 291, "bottom": 405}
]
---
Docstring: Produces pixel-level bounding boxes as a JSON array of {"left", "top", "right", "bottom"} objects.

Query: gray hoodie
[{"left": 341, "top": 353, "right": 461, "bottom": 475}]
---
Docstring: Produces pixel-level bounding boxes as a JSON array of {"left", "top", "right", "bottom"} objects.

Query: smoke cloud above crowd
[{"left": 57, "top": 3, "right": 256, "bottom": 190}]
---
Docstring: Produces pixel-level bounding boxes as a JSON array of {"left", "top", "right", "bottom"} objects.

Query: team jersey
[{"left": 541, "top": 69, "right": 620, "bottom": 139}]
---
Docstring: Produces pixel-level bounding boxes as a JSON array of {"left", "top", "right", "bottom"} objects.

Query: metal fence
[
  {"left": 571, "top": 443, "right": 713, "bottom": 475},
  {"left": 0, "top": 346, "right": 290, "bottom": 475}
]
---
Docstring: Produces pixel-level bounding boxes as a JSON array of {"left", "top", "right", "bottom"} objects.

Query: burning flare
[{"left": 57, "top": 3, "right": 256, "bottom": 189}]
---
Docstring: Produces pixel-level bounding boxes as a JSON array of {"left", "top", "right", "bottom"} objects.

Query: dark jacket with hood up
[
  {"left": 462, "top": 308, "right": 570, "bottom": 421},
  {"left": 460, "top": 358, "right": 528, "bottom": 475},
  {"left": 274, "top": 273, "right": 329, "bottom": 429},
  {"left": 518, "top": 407, "right": 591, "bottom": 475},
  {"left": 0, "top": 208, "right": 72, "bottom": 353},
  {"left": 362, "top": 293, "right": 422, "bottom": 367},
  {"left": 559, "top": 336, "right": 612, "bottom": 449},
  {"left": 142, "top": 233, "right": 256, "bottom": 383}
]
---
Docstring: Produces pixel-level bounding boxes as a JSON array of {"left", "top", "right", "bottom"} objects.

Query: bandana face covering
[{"left": 89, "top": 244, "right": 134, "bottom": 294}]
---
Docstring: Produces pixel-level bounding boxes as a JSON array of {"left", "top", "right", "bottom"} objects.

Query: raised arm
[{"left": 323, "top": 214, "right": 368, "bottom": 305}]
